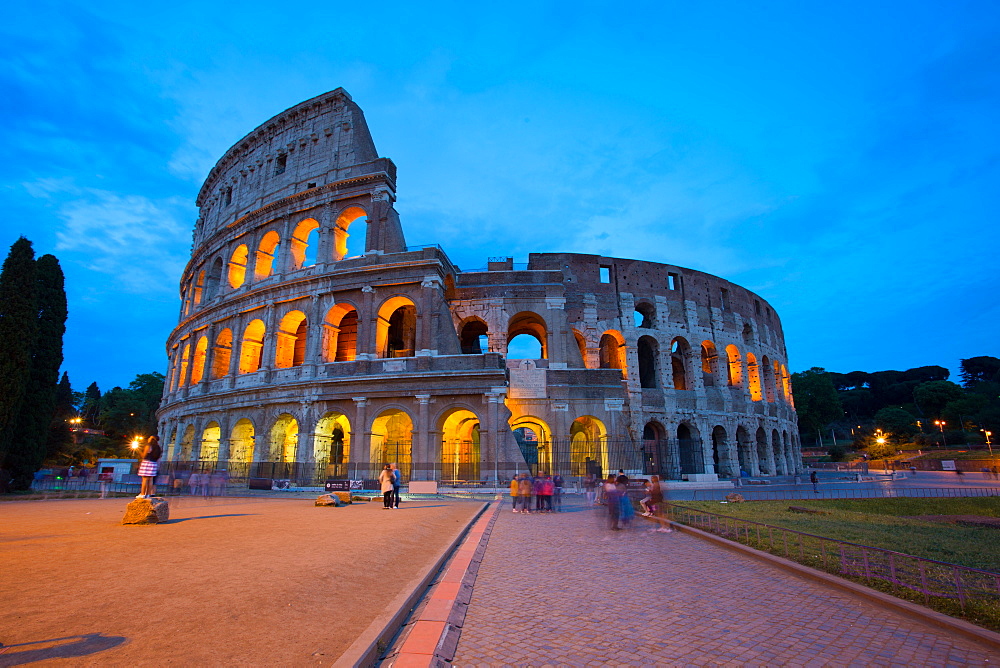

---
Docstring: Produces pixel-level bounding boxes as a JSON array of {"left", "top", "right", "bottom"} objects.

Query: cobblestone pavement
[{"left": 451, "top": 498, "right": 998, "bottom": 666}]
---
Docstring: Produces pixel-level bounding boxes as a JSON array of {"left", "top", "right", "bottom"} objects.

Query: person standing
[
  {"left": 390, "top": 462, "right": 402, "bottom": 508},
  {"left": 518, "top": 473, "right": 533, "bottom": 513},
  {"left": 136, "top": 435, "right": 161, "bottom": 499},
  {"left": 810, "top": 471, "right": 819, "bottom": 494},
  {"left": 510, "top": 476, "right": 520, "bottom": 512},
  {"left": 616, "top": 469, "right": 629, "bottom": 487},
  {"left": 604, "top": 475, "right": 621, "bottom": 530},
  {"left": 583, "top": 474, "right": 596, "bottom": 506},
  {"left": 379, "top": 464, "right": 394, "bottom": 509},
  {"left": 552, "top": 473, "right": 564, "bottom": 511}
]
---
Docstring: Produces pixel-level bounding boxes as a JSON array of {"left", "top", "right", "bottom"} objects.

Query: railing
[
  {"left": 668, "top": 504, "right": 1000, "bottom": 625},
  {"left": 690, "top": 486, "right": 1000, "bottom": 501}
]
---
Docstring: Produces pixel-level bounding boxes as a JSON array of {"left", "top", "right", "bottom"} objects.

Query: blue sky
[{"left": 2, "top": 0, "right": 998, "bottom": 392}]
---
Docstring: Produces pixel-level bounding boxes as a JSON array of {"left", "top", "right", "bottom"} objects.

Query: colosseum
[{"left": 157, "top": 88, "right": 800, "bottom": 487}]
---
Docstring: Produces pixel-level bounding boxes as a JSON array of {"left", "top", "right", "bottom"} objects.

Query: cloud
[{"left": 26, "top": 179, "right": 191, "bottom": 296}]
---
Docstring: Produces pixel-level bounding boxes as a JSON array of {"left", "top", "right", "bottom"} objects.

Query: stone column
[
  {"left": 302, "top": 295, "right": 323, "bottom": 378},
  {"left": 545, "top": 296, "right": 567, "bottom": 368},
  {"left": 259, "top": 303, "right": 278, "bottom": 379},
  {"left": 414, "top": 395, "right": 432, "bottom": 480},
  {"left": 358, "top": 285, "right": 377, "bottom": 360},
  {"left": 226, "top": 311, "right": 245, "bottom": 390},
  {"left": 198, "top": 323, "right": 215, "bottom": 394}
]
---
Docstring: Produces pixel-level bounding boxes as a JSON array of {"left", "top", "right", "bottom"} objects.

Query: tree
[
  {"left": 791, "top": 367, "right": 843, "bottom": 440},
  {"left": 45, "top": 371, "right": 75, "bottom": 463},
  {"left": 0, "top": 238, "right": 38, "bottom": 475},
  {"left": 81, "top": 382, "right": 101, "bottom": 427},
  {"left": 97, "top": 373, "right": 165, "bottom": 446},
  {"left": 912, "top": 380, "right": 964, "bottom": 419},
  {"left": 960, "top": 356, "right": 1000, "bottom": 387},
  {"left": 942, "top": 394, "right": 990, "bottom": 431},
  {"left": 3, "top": 253, "right": 67, "bottom": 488},
  {"left": 874, "top": 407, "right": 918, "bottom": 440}
]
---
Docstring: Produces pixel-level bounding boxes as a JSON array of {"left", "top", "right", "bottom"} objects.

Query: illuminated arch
[
  {"left": 238, "top": 319, "right": 266, "bottom": 374},
  {"left": 228, "top": 244, "right": 248, "bottom": 288},
  {"left": 746, "top": 353, "right": 762, "bottom": 401},
  {"left": 269, "top": 414, "right": 299, "bottom": 463},
  {"left": 314, "top": 412, "right": 351, "bottom": 476},
  {"left": 229, "top": 418, "right": 255, "bottom": 464},
  {"left": 510, "top": 416, "right": 552, "bottom": 475},
  {"left": 179, "top": 424, "right": 196, "bottom": 460},
  {"left": 178, "top": 342, "right": 191, "bottom": 388},
  {"left": 192, "top": 269, "right": 205, "bottom": 307},
  {"left": 782, "top": 364, "right": 794, "bottom": 406},
  {"left": 200, "top": 421, "right": 221, "bottom": 463},
  {"left": 211, "top": 328, "right": 232, "bottom": 379},
  {"left": 570, "top": 415, "right": 608, "bottom": 477},
  {"left": 573, "top": 329, "right": 590, "bottom": 368},
  {"left": 440, "top": 408, "right": 481, "bottom": 481},
  {"left": 459, "top": 317, "right": 489, "bottom": 354},
  {"left": 254, "top": 230, "right": 281, "bottom": 280},
  {"left": 333, "top": 206, "right": 368, "bottom": 260},
  {"left": 274, "top": 310, "right": 308, "bottom": 368},
  {"left": 323, "top": 303, "right": 359, "bottom": 362},
  {"left": 726, "top": 344, "right": 743, "bottom": 387},
  {"left": 190, "top": 336, "right": 208, "bottom": 385},
  {"left": 599, "top": 330, "right": 627, "bottom": 378},
  {"left": 507, "top": 311, "right": 547, "bottom": 359},
  {"left": 376, "top": 296, "right": 417, "bottom": 359},
  {"left": 370, "top": 409, "right": 413, "bottom": 474},
  {"left": 290, "top": 218, "right": 320, "bottom": 269},
  {"left": 701, "top": 340, "right": 718, "bottom": 387}
]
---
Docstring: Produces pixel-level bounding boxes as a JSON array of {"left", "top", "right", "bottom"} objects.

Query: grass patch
[{"left": 677, "top": 497, "right": 1000, "bottom": 572}]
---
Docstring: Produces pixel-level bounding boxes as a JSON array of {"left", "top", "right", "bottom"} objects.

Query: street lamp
[
  {"left": 934, "top": 420, "right": 947, "bottom": 448},
  {"left": 984, "top": 430, "right": 993, "bottom": 456}
]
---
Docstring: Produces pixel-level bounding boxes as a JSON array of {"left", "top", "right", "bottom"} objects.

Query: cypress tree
[
  {"left": 0, "top": 237, "right": 38, "bottom": 472},
  {"left": 5, "top": 254, "right": 67, "bottom": 488},
  {"left": 82, "top": 382, "right": 101, "bottom": 427},
  {"left": 46, "top": 371, "right": 75, "bottom": 463}
]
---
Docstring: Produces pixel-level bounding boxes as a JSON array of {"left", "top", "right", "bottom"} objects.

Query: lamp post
[
  {"left": 934, "top": 420, "right": 947, "bottom": 448},
  {"left": 984, "top": 430, "right": 993, "bottom": 456}
]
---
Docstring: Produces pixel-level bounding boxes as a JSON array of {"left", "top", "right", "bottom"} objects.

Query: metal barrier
[
  {"left": 669, "top": 504, "right": 1000, "bottom": 615},
  {"left": 690, "top": 486, "right": 1000, "bottom": 501}
]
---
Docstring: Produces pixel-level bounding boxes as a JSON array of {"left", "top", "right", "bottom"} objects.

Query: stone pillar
[
  {"left": 226, "top": 311, "right": 245, "bottom": 389},
  {"left": 198, "top": 323, "right": 215, "bottom": 394},
  {"left": 302, "top": 295, "right": 323, "bottom": 377},
  {"left": 358, "top": 285, "right": 377, "bottom": 360},
  {"left": 485, "top": 391, "right": 502, "bottom": 481},
  {"left": 259, "top": 303, "right": 278, "bottom": 379},
  {"left": 296, "top": 401, "right": 314, "bottom": 463},
  {"left": 545, "top": 296, "right": 567, "bottom": 368},
  {"left": 414, "top": 395, "right": 432, "bottom": 480},
  {"left": 417, "top": 277, "right": 441, "bottom": 356}
]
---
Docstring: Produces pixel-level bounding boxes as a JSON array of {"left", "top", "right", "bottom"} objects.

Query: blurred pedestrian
[
  {"left": 539, "top": 473, "right": 554, "bottom": 512},
  {"left": 810, "top": 471, "right": 819, "bottom": 494},
  {"left": 584, "top": 474, "right": 597, "bottom": 506},
  {"left": 379, "top": 464, "right": 394, "bottom": 509},
  {"left": 518, "top": 473, "right": 533, "bottom": 513},
  {"left": 510, "top": 475, "right": 520, "bottom": 513},
  {"left": 552, "top": 472, "right": 563, "bottom": 511},
  {"left": 533, "top": 473, "right": 544, "bottom": 512},
  {"left": 390, "top": 462, "right": 402, "bottom": 508},
  {"left": 616, "top": 469, "right": 629, "bottom": 486},
  {"left": 640, "top": 475, "right": 662, "bottom": 517},
  {"left": 604, "top": 475, "right": 621, "bottom": 530},
  {"left": 618, "top": 477, "right": 634, "bottom": 529}
]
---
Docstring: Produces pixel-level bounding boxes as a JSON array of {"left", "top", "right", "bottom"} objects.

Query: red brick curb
[
  {"left": 335, "top": 502, "right": 490, "bottom": 668},
  {"left": 654, "top": 515, "right": 1000, "bottom": 655},
  {"left": 386, "top": 499, "right": 503, "bottom": 667}
]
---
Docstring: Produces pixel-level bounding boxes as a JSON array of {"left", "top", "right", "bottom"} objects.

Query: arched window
[
  {"left": 507, "top": 312, "right": 547, "bottom": 359},
  {"left": 762, "top": 355, "right": 775, "bottom": 402},
  {"left": 178, "top": 342, "right": 191, "bottom": 387},
  {"left": 192, "top": 270, "right": 205, "bottom": 307},
  {"left": 228, "top": 244, "right": 248, "bottom": 288},
  {"left": 190, "top": 335, "right": 208, "bottom": 385},
  {"left": 746, "top": 353, "right": 762, "bottom": 401},
  {"left": 670, "top": 338, "right": 690, "bottom": 390},
  {"left": 726, "top": 344, "right": 742, "bottom": 387},
  {"left": 200, "top": 422, "right": 221, "bottom": 463},
  {"left": 323, "top": 303, "right": 358, "bottom": 362},
  {"left": 211, "top": 328, "right": 232, "bottom": 379},
  {"left": 742, "top": 322, "right": 754, "bottom": 345},
  {"left": 376, "top": 296, "right": 417, "bottom": 359},
  {"left": 238, "top": 319, "right": 266, "bottom": 374},
  {"left": 230, "top": 418, "right": 255, "bottom": 463},
  {"left": 599, "top": 331, "right": 626, "bottom": 378},
  {"left": 334, "top": 206, "right": 368, "bottom": 260},
  {"left": 371, "top": 409, "right": 413, "bottom": 475},
  {"left": 314, "top": 412, "right": 351, "bottom": 476},
  {"left": 637, "top": 335, "right": 658, "bottom": 388},
  {"left": 701, "top": 340, "right": 718, "bottom": 387},
  {"left": 254, "top": 230, "right": 281, "bottom": 280},
  {"left": 205, "top": 257, "right": 223, "bottom": 299},
  {"left": 634, "top": 301, "right": 656, "bottom": 328},
  {"left": 275, "top": 310, "right": 308, "bottom": 368},
  {"left": 270, "top": 414, "right": 299, "bottom": 462},
  {"left": 290, "top": 218, "right": 320, "bottom": 269},
  {"left": 569, "top": 416, "right": 607, "bottom": 477},
  {"left": 459, "top": 318, "right": 489, "bottom": 354}
]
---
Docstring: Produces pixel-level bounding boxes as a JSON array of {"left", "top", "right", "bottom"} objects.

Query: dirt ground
[{"left": 0, "top": 495, "right": 483, "bottom": 666}]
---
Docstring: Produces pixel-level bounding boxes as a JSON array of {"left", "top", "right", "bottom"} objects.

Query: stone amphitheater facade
[{"left": 157, "top": 88, "right": 800, "bottom": 484}]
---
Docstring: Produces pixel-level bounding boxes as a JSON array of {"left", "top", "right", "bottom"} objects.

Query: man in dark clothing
[
  {"left": 810, "top": 471, "right": 819, "bottom": 493},
  {"left": 616, "top": 469, "right": 629, "bottom": 486}
]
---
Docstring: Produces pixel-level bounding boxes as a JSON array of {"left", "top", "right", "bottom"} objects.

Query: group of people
[
  {"left": 508, "top": 472, "right": 564, "bottom": 513},
  {"left": 603, "top": 470, "right": 671, "bottom": 532},
  {"left": 379, "top": 463, "right": 402, "bottom": 509}
]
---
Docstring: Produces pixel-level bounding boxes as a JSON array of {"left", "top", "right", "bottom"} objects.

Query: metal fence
[
  {"left": 668, "top": 504, "right": 1000, "bottom": 616},
  {"left": 689, "top": 486, "right": 1000, "bottom": 501}
]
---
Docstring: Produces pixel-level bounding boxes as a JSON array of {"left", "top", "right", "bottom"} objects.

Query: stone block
[
  {"left": 315, "top": 492, "right": 351, "bottom": 506},
  {"left": 122, "top": 497, "right": 170, "bottom": 525}
]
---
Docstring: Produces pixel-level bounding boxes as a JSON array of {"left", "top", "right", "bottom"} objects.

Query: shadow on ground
[{"left": 0, "top": 633, "right": 127, "bottom": 666}]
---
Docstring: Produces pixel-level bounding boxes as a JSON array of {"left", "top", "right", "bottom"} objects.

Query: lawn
[{"left": 676, "top": 497, "right": 1000, "bottom": 572}]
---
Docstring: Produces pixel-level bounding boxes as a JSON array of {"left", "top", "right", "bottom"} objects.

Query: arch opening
[
  {"left": 254, "top": 230, "right": 281, "bottom": 280},
  {"left": 599, "top": 331, "right": 626, "bottom": 378},
  {"left": 334, "top": 207, "right": 369, "bottom": 260},
  {"left": 507, "top": 312, "right": 547, "bottom": 360},
  {"left": 510, "top": 416, "right": 552, "bottom": 475},
  {"left": 275, "top": 310, "right": 308, "bottom": 368},
  {"left": 570, "top": 415, "right": 608, "bottom": 477},
  {"left": 701, "top": 340, "right": 718, "bottom": 387},
  {"left": 324, "top": 304, "right": 359, "bottom": 362},
  {"left": 638, "top": 335, "right": 658, "bottom": 388},
  {"left": 459, "top": 318, "right": 489, "bottom": 354},
  {"left": 200, "top": 422, "right": 221, "bottom": 463},
  {"left": 371, "top": 409, "right": 413, "bottom": 479},
  {"left": 230, "top": 419, "right": 255, "bottom": 465},
  {"left": 238, "top": 319, "right": 266, "bottom": 374},
  {"left": 269, "top": 414, "right": 299, "bottom": 463},
  {"left": 211, "top": 328, "right": 233, "bottom": 379},
  {"left": 440, "top": 409, "right": 481, "bottom": 482},
  {"left": 671, "top": 338, "right": 690, "bottom": 390},
  {"left": 290, "top": 218, "right": 320, "bottom": 269},
  {"left": 228, "top": 244, "right": 249, "bottom": 289},
  {"left": 190, "top": 336, "right": 208, "bottom": 385},
  {"left": 376, "top": 296, "right": 417, "bottom": 359},
  {"left": 314, "top": 412, "right": 351, "bottom": 478}
]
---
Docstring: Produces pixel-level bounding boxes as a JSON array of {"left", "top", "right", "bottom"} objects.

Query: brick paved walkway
[{"left": 451, "top": 498, "right": 998, "bottom": 666}]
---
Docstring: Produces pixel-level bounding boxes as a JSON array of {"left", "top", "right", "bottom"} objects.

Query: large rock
[
  {"left": 122, "top": 497, "right": 170, "bottom": 525},
  {"left": 315, "top": 492, "right": 351, "bottom": 506}
]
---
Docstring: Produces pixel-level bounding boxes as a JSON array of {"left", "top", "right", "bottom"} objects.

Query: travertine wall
[{"left": 158, "top": 89, "right": 800, "bottom": 483}]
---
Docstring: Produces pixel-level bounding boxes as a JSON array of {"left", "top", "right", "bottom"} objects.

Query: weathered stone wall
[{"left": 158, "top": 89, "right": 800, "bottom": 484}]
